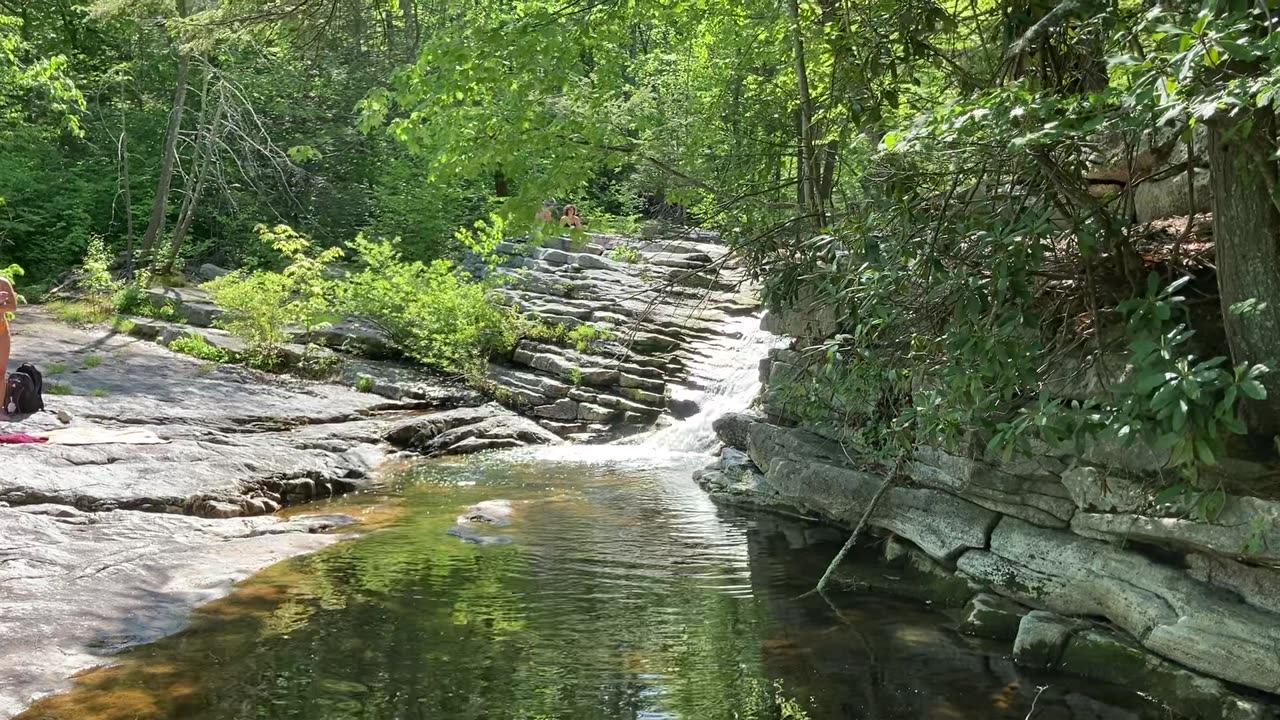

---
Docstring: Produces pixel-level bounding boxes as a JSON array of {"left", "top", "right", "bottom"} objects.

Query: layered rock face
[
  {"left": 480, "top": 230, "right": 758, "bottom": 440},
  {"left": 701, "top": 404, "right": 1280, "bottom": 717}
]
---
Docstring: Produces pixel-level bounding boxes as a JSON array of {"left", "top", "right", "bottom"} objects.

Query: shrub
[
  {"left": 79, "top": 236, "right": 118, "bottom": 296},
  {"left": 566, "top": 323, "right": 613, "bottom": 353},
  {"left": 168, "top": 334, "right": 231, "bottom": 363},
  {"left": 606, "top": 244, "right": 644, "bottom": 264},
  {"left": 338, "top": 236, "right": 523, "bottom": 376},
  {"left": 111, "top": 316, "right": 136, "bottom": 335},
  {"left": 355, "top": 375, "right": 375, "bottom": 393},
  {"left": 205, "top": 225, "right": 341, "bottom": 360},
  {"left": 82, "top": 355, "right": 103, "bottom": 369}
]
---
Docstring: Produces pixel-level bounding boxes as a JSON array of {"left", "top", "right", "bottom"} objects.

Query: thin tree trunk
[
  {"left": 786, "top": 0, "right": 823, "bottom": 227},
  {"left": 1208, "top": 111, "right": 1280, "bottom": 434},
  {"left": 118, "top": 112, "right": 135, "bottom": 281},
  {"left": 139, "top": 0, "right": 192, "bottom": 262},
  {"left": 162, "top": 93, "right": 224, "bottom": 276},
  {"left": 810, "top": 472, "right": 895, "bottom": 596},
  {"left": 138, "top": 52, "right": 191, "bottom": 260}
]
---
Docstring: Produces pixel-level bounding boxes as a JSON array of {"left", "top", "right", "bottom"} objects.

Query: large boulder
[
  {"left": 384, "top": 403, "right": 562, "bottom": 456},
  {"left": 958, "top": 516, "right": 1280, "bottom": 695},
  {"left": 712, "top": 411, "right": 761, "bottom": 450}
]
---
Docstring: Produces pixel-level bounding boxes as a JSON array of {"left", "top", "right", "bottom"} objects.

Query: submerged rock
[
  {"left": 958, "top": 593, "right": 1028, "bottom": 640},
  {"left": 457, "top": 500, "right": 514, "bottom": 526},
  {"left": 446, "top": 525, "right": 514, "bottom": 545}
]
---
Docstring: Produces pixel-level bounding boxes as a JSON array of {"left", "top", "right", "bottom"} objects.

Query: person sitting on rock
[
  {"left": 560, "top": 204, "right": 584, "bottom": 229},
  {"left": 536, "top": 199, "right": 557, "bottom": 224}
]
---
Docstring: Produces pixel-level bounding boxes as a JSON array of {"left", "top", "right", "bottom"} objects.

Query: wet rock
[
  {"left": 390, "top": 407, "right": 563, "bottom": 457},
  {"left": 248, "top": 514, "right": 357, "bottom": 536},
  {"left": 0, "top": 506, "right": 346, "bottom": 718},
  {"left": 959, "top": 517, "right": 1280, "bottom": 695},
  {"left": 446, "top": 525, "right": 514, "bottom": 545},
  {"left": 959, "top": 593, "right": 1027, "bottom": 640},
  {"left": 1012, "top": 611, "right": 1087, "bottom": 670},
  {"left": 1059, "top": 626, "right": 1274, "bottom": 720},
  {"left": 718, "top": 447, "right": 756, "bottom": 482},
  {"left": 855, "top": 536, "right": 981, "bottom": 608},
  {"left": 713, "top": 411, "right": 762, "bottom": 450},
  {"left": 457, "top": 499, "right": 514, "bottom": 526},
  {"left": 666, "top": 397, "right": 699, "bottom": 419}
]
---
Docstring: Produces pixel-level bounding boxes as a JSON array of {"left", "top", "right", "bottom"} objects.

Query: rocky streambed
[
  {"left": 0, "top": 311, "right": 564, "bottom": 716},
  {"left": 0, "top": 227, "right": 763, "bottom": 717}
]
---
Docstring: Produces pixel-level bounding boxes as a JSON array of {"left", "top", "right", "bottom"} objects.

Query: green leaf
[
  {"left": 1153, "top": 482, "right": 1188, "bottom": 507},
  {"left": 1194, "top": 437, "right": 1217, "bottom": 465},
  {"left": 1240, "top": 380, "right": 1267, "bottom": 400},
  {"left": 1137, "top": 371, "right": 1176, "bottom": 393}
]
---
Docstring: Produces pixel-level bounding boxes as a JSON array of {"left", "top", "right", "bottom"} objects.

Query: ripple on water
[{"left": 19, "top": 445, "right": 1171, "bottom": 720}]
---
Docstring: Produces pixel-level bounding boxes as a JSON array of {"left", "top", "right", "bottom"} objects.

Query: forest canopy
[{"left": 4, "top": 0, "right": 1280, "bottom": 490}]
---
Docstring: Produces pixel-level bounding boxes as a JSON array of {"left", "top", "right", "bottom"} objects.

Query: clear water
[{"left": 20, "top": 445, "right": 1167, "bottom": 720}]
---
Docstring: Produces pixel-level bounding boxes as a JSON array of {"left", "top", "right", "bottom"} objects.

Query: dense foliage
[{"left": 5, "top": 0, "right": 1280, "bottom": 493}]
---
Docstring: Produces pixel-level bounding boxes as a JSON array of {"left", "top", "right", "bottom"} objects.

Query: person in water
[
  {"left": 560, "top": 204, "right": 584, "bottom": 229},
  {"left": 0, "top": 276, "right": 16, "bottom": 408}
]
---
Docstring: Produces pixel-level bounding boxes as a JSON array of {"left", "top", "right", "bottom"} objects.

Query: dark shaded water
[{"left": 22, "top": 446, "right": 1166, "bottom": 720}]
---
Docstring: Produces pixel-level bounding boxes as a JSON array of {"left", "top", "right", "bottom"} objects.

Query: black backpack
[{"left": 5, "top": 363, "right": 44, "bottom": 415}]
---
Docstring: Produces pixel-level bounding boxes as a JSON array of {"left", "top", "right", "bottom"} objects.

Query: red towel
[{"left": 0, "top": 433, "right": 48, "bottom": 444}]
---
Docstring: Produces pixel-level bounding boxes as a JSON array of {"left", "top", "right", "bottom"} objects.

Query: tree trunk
[
  {"left": 139, "top": 0, "right": 192, "bottom": 262},
  {"left": 161, "top": 93, "right": 224, "bottom": 276},
  {"left": 119, "top": 119, "right": 135, "bottom": 280},
  {"left": 138, "top": 52, "right": 191, "bottom": 260},
  {"left": 1208, "top": 109, "right": 1280, "bottom": 434},
  {"left": 786, "top": 0, "right": 823, "bottom": 227}
]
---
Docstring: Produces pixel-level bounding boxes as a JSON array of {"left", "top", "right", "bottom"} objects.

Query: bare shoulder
[{"left": 0, "top": 277, "right": 13, "bottom": 293}]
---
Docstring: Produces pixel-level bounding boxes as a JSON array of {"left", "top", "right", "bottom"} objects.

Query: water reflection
[{"left": 21, "top": 447, "right": 1165, "bottom": 720}]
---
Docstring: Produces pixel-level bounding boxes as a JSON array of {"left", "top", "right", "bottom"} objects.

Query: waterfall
[{"left": 639, "top": 314, "right": 782, "bottom": 453}]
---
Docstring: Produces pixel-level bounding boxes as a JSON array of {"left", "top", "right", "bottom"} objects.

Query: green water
[{"left": 24, "top": 446, "right": 1167, "bottom": 720}]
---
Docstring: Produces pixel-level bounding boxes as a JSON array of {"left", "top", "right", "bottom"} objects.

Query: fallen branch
[{"left": 808, "top": 468, "right": 896, "bottom": 596}]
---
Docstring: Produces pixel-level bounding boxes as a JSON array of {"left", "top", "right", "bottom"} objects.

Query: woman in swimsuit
[
  {"left": 0, "top": 276, "right": 15, "bottom": 392},
  {"left": 560, "top": 204, "right": 584, "bottom": 229}
]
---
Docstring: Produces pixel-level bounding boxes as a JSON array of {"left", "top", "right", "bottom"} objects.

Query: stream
[
  {"left": 16, "top": 321, "right": 1171, "bottom": 720},
  {"left": 20, "top": 444, "right": 1167, "bottom": 720}
]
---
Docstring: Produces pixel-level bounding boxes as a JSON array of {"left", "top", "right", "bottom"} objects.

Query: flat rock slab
[
  {"left": 0, "top": 506, "right": 352, "bottom": 718},
  {"left": 1, "top": 311, "right": 416, "bottom": 512},
  {"left": 0, "top": 311, "right": 472, "bottom": 718}
]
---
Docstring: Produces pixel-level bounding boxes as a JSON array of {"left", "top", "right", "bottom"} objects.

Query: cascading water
[{"left": 640, "top": 313, "right": 784, "bottom": 453}]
